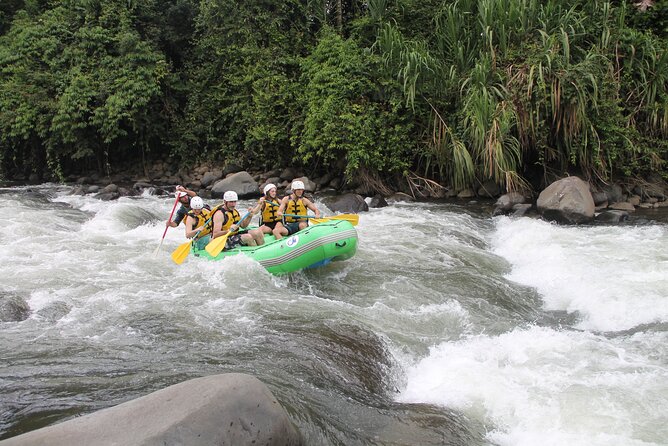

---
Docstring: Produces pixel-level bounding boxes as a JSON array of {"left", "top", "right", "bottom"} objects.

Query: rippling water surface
[{"left": 0, "top": 185, "right": 666, "bottom": 445}]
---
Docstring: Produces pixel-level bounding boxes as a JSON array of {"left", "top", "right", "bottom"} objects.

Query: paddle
[
  {"left": 282, "top": 213, "right": 359, "bottom": 226},
  {"left": 204, "top": 210, "right": 252, "bottom": 258},
  {"left": 154, "top": 194, "right": 181, "bottom": 257},
  {"left": 170, "top": 214, "right": 215, "bottom": 265}
]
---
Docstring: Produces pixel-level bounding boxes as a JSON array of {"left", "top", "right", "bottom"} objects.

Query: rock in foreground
[{"left": 0, "top": 373, "right": 303, "bottom": 446}]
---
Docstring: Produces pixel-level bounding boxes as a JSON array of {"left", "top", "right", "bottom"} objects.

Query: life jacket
[
  {"left": 211, "top": 205, "right": 241, "bottom": 232},
  {"left": 260, "top": 200, "right": 281, "bottom": 225},
  {"left": 284, "top": 196, "right": 307, "bottom": 222},
  {"left": 186, "top": 208, "right": 212, "bottom": 238}
]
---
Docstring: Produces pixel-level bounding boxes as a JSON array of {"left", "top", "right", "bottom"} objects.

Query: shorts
[
  {"left": 285, "top": 222, "right": 303, "bottom": 235},
  {"left": 193, "top": 234, "right": 211, "bottom": 250},
  {"left": 262, "top": 221, "right": 279, "bottom": 230}
]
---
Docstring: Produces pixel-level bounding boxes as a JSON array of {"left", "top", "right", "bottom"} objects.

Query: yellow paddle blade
[
  {"left": 170, "top": 241, "right": 192, "bottom": 265},
  {"left": 205, "top": 233, "right": 230, "bottom": 258},
  {"left": 310, "top": 214, "right": 359, "bottom": 226}
]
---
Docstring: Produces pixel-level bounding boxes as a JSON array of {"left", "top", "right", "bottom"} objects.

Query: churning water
[{"left": 0, "top": 185, "right": 666, "bottom": 445}]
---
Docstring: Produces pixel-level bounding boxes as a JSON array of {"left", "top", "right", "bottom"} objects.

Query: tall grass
[{"left": 375, "top": 0, "right": 668, "bottom": 190}]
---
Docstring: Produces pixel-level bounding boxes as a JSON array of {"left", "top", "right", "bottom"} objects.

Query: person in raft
[
  {"left": 183, "top": 196, "right": 212, "bottom": 250},
  {"left": 167, "top": 185, "right": 199, "bottom": 228},
  {"left": 276, "top": 180, "right": 320, "bottom": 236},
  {"left": 210, "top": 191, "right": 265, "bottom": 250},
  {"left": 258, "top": 183, "right": 285, "bottom": 239}
]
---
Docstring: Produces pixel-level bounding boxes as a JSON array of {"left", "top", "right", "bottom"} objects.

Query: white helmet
[
  {"left": 263, "top": 183, "right": 277, "bottom": 195},
  {"left": 291, "top": 180, "right": 305, "bottom": 190},
  {"left": 176, "top": 191, "right": 188, "bottom": 198},
  {"left": 190, "top": 196, "right": 204, "bottom": 210},
  {"left": 223, "top": 191, "right": 238, "bottom": 201}
]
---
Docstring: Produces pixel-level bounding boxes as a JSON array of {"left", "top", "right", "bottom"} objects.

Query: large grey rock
[
  {"left": 537, "top": 176, "right": 595, "bottom": 224},
  {"left": 322, "top": 193, "right": 369, "bottom": 213},
  {"left": 200, "top": 170, "right": 223, "bottom": 188},
  {"left": 0, "top": 374, "right": 303, "bottom": 446},
  {"left": 368, "top": 194, "right": 388, "bottom": 208},
  {"left": 291, "top": 176, "right": 316, "bottom": 193},
  {"left": 211, "top": 171, "right": 260, "bottom": 199},
  {"left": 601, "top": 183, "right": 624, "bottom": 204}
]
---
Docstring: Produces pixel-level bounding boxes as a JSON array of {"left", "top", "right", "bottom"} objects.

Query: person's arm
[
  {"left": 212, "top": 211, "right": 225, "bottom": 239},
  {"left": 168, "top": 205, "right": 187, "bottom": 228},
  {"left": 176, "top": 185, "right": 197, "bottom": 198},
  {"left": 239, "top": 201, "right": 262, "bottom": 228},
  {"left": 276, "top": 196, "right": 288, "bottom": 217},
  {"left": 184, "top": 215, "right": 203, "bottom": 239},
  {"left": 304, "top": 198, "right": 320, "bottom": 218}
]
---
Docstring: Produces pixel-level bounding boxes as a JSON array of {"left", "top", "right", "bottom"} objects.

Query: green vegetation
[{"left": 1, "top": 0, "right": 666, "bottom": 192}]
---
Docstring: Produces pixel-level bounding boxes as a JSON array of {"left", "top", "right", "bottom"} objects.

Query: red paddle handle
[{"left": 161, "top": 195, "right": 181, "bottom": 239}]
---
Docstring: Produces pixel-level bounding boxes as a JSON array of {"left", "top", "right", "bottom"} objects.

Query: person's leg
[
  {"left": 240, "top": 233, "right": 257, "bottom": 246},
  {"left": 249, "top": 228, "right": 264, "bottom": 245},
  {"left": 273, "top": 222, "right": 288, "bottom": 240}
]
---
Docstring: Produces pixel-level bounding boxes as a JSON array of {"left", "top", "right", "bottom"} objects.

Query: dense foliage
[{"left": 1, "top": 0, "right": 666, "bottom": 191}]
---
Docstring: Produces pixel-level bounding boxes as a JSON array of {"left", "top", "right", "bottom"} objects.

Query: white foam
[
  {"left": 398, "top": 326, "right": 668, "bottom": 446},
  {"left": 491, "top": 217, "right": 668, "bottom": 331}
]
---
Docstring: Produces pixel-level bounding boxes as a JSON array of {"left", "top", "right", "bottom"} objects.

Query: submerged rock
[
  {"left": 0, "top": 374, "right": 303, "bottom": 446},
  {"left": 322, "top": 193, "right": 369, "bottom": 213},
  {"left": 0, "top": 292, "right": 30, "bottom": 322}
]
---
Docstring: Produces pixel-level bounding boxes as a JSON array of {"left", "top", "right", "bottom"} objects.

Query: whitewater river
[{"left": 0, "top": 185, "right": 666, "bottom": 445}]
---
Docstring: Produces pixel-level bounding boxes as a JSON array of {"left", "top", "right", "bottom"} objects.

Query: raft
[{"left": 192, "top": 219, "right": 358, "bottom": 275}]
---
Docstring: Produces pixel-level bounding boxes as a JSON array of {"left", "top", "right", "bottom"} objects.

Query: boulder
[
  {"left": 493, "top": 191, "right": 527, "bottom": 215},
  {"left": 132, "top": 181, "right": 154, "bottom": 191},
  {"left": 329, "top": 177, "right": 343, "bottom": 190},
  {"left": 511, "top": 203, "right": 533, "bottom": 217},
  {"left": 477, "top": 180, "right": 501, "bottom": 198},
  {"left": 0, "top": 374, "right": 303, "bottom": 446},
  {"left": 222, "top": 163, "right": 243, "bottom": 177},
  {"left": 291, "top": 176, "right": 316, "bottom": 193},
  {"left": 457, "top": 188, "right": 475, "bottom": 199},
  {"left": 368, "top": 194, "right": 388, "bottom": 208},
  {"left": 322, "top": 193, "right": 369, "bottom": 213},
  {"left": 601, "top": 183, "right": 624, "bottom": 204},
  {"left": 200, "top": 170, "right": 223, "bottom": 188},
  {"left": 279, "top": 167, "right": 299, "bottom": 181},
  {"left": 387, "top": 192, "right": 414, "bottom": 202},
  {"left": 211, "top": 171, "right": 260, "bottom": 199},
  {"left": 315, "top": 173, "right": 333, "bottom": 187},
  {"left": 591, "top": 191, "right": 608, "bottom": 206},
  {"left": 609, "top": 201, "right": 636, "bottom": 212},
  {"left": 0, "top": 292, "right": 30, "bottom": 322},
  {"left": 595, "top": 210, "right": 629, "bottom": 224},
  {"left": 537, "top": 176, "right": 595, "bottom": 224}
]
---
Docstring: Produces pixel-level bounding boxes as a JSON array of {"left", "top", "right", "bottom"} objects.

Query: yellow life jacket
[
  {"left": 284, "top": 197, "right": 307, "bottom": 223},
  {"left": 260, "top": 200, "right": 281, "bottom": 225},
  {"left": 186, "top": 208, "right": 212, "bottom": 238},
  {"left": 211, "top": 205, "right": 241, "bottom": 232}
]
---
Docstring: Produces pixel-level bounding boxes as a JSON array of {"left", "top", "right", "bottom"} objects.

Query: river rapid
[{"left": 0, "top": 185, "right": 666, "bottom": 445}]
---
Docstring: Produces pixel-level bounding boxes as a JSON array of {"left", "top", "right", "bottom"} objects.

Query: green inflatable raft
[{"left": 192, "top": 219, "right": 358, "bottom": 275}]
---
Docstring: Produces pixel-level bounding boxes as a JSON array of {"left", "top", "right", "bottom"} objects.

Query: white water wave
[{"left": 491, "top": 217, "right": 668, "bottom": 332}]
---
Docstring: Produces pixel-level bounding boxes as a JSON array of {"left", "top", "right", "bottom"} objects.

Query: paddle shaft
[{"left": 161, "top": 195, "right": 181, "bottom": 239}]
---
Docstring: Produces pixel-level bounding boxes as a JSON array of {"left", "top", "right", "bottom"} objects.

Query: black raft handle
[{"left": 335, "top": 241, "right": 347, "bottom": 248}]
